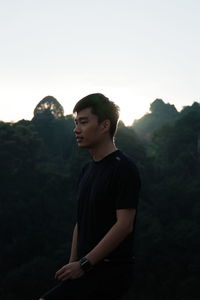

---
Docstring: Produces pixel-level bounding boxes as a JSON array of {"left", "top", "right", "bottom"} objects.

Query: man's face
[{"left": 74, "top": 108, "right": 107, "bottom": 148}]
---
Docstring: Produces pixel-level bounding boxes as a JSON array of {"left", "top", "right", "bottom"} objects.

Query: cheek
[{"left": 85, "top": 126, "right": 100, "bottom": 137}]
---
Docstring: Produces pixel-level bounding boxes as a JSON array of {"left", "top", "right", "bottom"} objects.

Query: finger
[
  {"left": 55, "top": 271, "right": 64, "bottom": 280},
  {"left": 55, "top": 266, "right": 67, "bottom": 279},
  {"left": 55, "top": 268, "right": 63, "bottom": 277},
  {"left": 55, "top": 271, "right": 65, "bottom": 280},
  {"left": 55, "top": 270, "right": 63, "bottom": 279},
  {"left": 58, "top": 268, "right": 70, "bottom": 279},
  {"left": 58, "top": 270, "right": 70, "bottom": 281}
]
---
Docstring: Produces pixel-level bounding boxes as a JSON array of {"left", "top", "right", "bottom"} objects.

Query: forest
[{"left": 0, "top": 96, "right": 199, "bottom": 300}]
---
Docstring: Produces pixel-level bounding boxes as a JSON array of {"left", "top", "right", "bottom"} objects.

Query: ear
[{"left": 101, "top": 119, "right": 111, "bottom": 133}]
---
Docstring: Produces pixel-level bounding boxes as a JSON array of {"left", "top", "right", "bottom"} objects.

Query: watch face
[{"left": 80, "top": 258, "right": 92, "bottom": 272}]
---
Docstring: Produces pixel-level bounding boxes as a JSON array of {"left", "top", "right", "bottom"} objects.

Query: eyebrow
[{"left": 74, "top": 116, "right": 89, "bottom": 122}]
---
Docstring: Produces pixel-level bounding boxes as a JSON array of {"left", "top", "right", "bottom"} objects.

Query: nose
[{"left": 73, "top": 124, "right": 81, "bottom": 134}]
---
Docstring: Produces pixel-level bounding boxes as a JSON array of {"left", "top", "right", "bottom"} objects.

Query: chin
[
  {"left": 78, "top": 142, "right": 93, "bottom": 149},
  {"left": 77, "top": 142, "right": 88, "bottom": 148}
]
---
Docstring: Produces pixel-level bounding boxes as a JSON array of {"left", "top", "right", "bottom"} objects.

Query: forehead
[{"left": 74, "top": 107, "right": 97, "bottom": 120}]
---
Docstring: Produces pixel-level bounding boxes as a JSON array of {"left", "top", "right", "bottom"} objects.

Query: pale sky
[{"left": 0, "top": 0, "right": 200, "bottom": 125}]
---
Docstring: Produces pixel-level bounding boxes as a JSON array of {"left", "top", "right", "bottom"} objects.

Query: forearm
[
  {"left": 69, "top": 223, "right": 78, "bottom": 262},
  {"left": 85, "top": 220, "right": 132, "bottom": 266}
]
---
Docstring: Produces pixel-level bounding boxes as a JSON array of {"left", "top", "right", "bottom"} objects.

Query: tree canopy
[
  {"left": 33, "top": 96, "right": 64, "bottom": 120},
  {"left": 0, "top": 97, "right": 199, "bottom": 300}
]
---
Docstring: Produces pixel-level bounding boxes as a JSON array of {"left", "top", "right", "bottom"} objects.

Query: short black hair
[{"left": 73, "top": 93, "right": 120, "bottom": 138}]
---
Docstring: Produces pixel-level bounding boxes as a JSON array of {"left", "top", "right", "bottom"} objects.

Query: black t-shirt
[{"left": 76, "top": 150, "right": 141, "bottom": 261}]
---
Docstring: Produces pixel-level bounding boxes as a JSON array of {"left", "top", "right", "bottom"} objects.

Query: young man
[{"left": 39, "top": 93, "right": 141, "bottom": 300}]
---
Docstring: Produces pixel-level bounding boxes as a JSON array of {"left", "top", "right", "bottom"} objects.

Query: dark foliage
[
  {"left": 0, "top": 97, "right": 199, "bottom": 300},
  {"left": 133, "top": 98, "right": 179, "bottom": 141},
  {"left": 33, "top": 96, "right": 64, "bottom": 120}
]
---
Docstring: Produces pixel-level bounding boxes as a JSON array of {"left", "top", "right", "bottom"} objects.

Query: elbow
[
  {"left": 127, "top": 223, "right": 133, "bottom": 234},
  {"left": 122, "top": 224, "right": 133, "bottom": 238},
  {"left": 123, "top": 218, "right": 134, "bottom": 234},
  {"left": 116, "top": 208, "right": 136, "bottom": 236},
  {"left": 117, "top": 220, "right": 133, "bottom": 235}
]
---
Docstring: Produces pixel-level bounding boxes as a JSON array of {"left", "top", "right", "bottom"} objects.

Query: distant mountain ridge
[{"left": 133, "top": 98, "right": 200, "bottom": 140}]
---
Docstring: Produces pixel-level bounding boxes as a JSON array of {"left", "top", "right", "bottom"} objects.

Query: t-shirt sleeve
[{"left": 115, "top": 163, "right": 141, "bottom": 209}]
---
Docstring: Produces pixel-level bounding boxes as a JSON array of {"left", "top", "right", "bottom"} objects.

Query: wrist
[
  {"left": 69, "top": 255, "right": 78, "bottom": 263},
  {"left": 79, "top": 257, "right": 93, "bottom": 273}
]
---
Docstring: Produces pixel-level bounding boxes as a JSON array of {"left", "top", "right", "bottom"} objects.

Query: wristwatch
[{"left": 79, "top": 257, "right": 92, "bottom": 272}]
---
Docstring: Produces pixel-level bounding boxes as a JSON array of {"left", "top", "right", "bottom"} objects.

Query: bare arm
[
  {"left": 55, "top": 223, "right": 84, "bottom": 281},
  {"left": 85, "top": 208, "right": 136, "bottom": 265},
  {"left": 55, "top": 209, "right": 136, "bottom": 281},
  {"left": 69, "top": 223, "right": 78, "bottom": 263}
]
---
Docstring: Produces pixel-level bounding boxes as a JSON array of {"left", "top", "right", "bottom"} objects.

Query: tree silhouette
[
  {"left": 133, "top": 99, "right": 178, "bottom": 140},
  {"left": 150, "top": 98, "right": 178, "bottom": 116},
  {"left": 33, "top": 96, "right": 64, "bottom": 120}
]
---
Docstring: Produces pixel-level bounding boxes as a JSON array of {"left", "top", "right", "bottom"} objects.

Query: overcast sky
[{"left": 0, "top": 0, "right": 200, "bottom": 125}]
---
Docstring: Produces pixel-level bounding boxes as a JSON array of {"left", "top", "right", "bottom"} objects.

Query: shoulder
[{"left": 114, "top": 151, "right": 140, "bottom": 175}]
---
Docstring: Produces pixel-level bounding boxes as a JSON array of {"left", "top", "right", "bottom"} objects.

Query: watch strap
[{"left": 79, "top": 257, "right": 92, "bottom": 272}]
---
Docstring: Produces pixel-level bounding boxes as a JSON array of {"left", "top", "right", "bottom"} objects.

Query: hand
[{"left": 55, "top": 262, "right": 84, "bottom": 281}]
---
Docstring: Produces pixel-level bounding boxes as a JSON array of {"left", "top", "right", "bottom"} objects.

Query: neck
[{"left": 89, "top": 139, "right": 117, "bottom": 162}]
